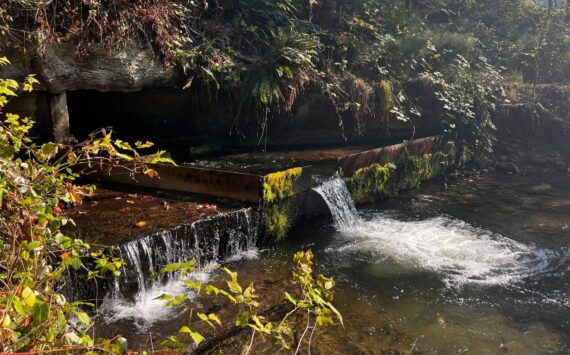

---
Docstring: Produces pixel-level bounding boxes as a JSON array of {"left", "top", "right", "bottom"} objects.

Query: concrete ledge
[
  {"left": 338, "top": 135, "right": 449, "bottom": 177},
  {"left": 85, "top": 163, "right": 264, "bottom": 203}
]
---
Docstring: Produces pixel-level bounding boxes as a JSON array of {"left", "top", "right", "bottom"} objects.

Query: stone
[
  {"left": 554, "top": 160, "right": 567, "bottom": 171},
  {"left": 532, "top": 183, "right": 552, "bottom": 192},
  {"left": 0, "top": 43, "right": 182, "bottom": 92},
  {"left": 496, "top": 161, "right": 521, "bottom": 174},
  {"left": 528, "top": 155, "right": 546, "bottom": 167}
]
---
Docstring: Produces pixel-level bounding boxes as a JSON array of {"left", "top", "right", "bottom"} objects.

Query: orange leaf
[
  {"left": 60, "top": 251, "right": 71, "bottom": 261},
  {"left": 134, "top": 221, "right": 148, "bottom": 228}
]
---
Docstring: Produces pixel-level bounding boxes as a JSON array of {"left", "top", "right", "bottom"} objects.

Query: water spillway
[
  {"left": 96, "top": 208, "right": 260, "bottom": 330},
  {"left": 312, "top": 175, "right": 555, "bottom": 288},
  {"left": 63, "top": 187, "right": 262, "bottom": 304},
  {"left": 83, "top": 165, "right": 570, "bottom": 352},
  {"left": 294, "top": 172, "right": 570, "bottom": 353},
  {"left": 114, "top": 208, "right": 259, "bottom": 296},
  {"left": 313, "top": 174, "right": 360, "bottom": 228}
]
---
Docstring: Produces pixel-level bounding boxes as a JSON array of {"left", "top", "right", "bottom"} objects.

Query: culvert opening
[{"left": 66, "top": 90, "right": 238, "bottom": 149}]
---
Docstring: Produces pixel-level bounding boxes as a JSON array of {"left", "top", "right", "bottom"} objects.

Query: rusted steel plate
[
  {"left": 339, "top": 135, "right": 448, "bottom": 177},
  {"left": 85, "top": 163, "right": 264, "bottom": 203}
]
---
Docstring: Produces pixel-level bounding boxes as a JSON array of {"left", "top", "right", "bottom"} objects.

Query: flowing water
[
  {"left": 95, "top": 208, "right": 260, "bottom": 336},
  {"left": 281, "top": 173, "right": 570, "bottom": 353},
  {"left": 96, "top": 172, "right": 570, "bottom": 353}
]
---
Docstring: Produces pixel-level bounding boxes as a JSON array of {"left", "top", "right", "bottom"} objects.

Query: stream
[{"left": 95, "top": 171, "right": 570, "bottom": 353}]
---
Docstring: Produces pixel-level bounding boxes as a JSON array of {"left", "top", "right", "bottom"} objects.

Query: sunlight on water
[
  {"left": 99, "top": 267, "right": 214, "bottom": 331},
  {"left": 332, "top": 213, "right": 554, "bottom": 287}
]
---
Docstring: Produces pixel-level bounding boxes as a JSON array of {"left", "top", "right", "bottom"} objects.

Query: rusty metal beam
[
  {"left": 86, "top": 163, "right": 264, "bottom": 203},
  {"left": 338, "top": 135, "right": 448, "bottom": 177}
]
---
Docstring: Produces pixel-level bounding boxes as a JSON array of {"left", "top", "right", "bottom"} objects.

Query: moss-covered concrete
[
  {"left": 346, "top": 150, "right": 451, "bottom": 205},
  {"left": 265, "top": 203, "right": 292, "bottom": 241},
  {"left": 262, "top": 167, "right": 304, "bottom": 203},
  {"left": 261, "top": 167, "right": 305, "bottom": 240}
]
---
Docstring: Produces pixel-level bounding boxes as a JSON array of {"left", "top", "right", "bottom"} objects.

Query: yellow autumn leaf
[
  {"left": 1, "top": 314, "right": 11, "bottom": 328},
  {"left": 22, "top": 287, "right": 36, "bottom": 307}
]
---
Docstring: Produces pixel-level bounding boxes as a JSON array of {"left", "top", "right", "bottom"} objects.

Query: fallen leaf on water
[{"left": 135, "top": 221, "right": 148, "bottom": 228}]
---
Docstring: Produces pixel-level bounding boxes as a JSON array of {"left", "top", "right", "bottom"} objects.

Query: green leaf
[
  {"left": 41, "top": 142, "right": 57, "bottom": 157},
  {"left": 179, "top": 326, "right": 205, "bottom": 345},
  {"left": 208, "top": 313, "right": 221, "bottom": 326},
  {"left": 26, "top": 241, "right": 42, "bottom": 251},
  {"left": 76, "top": 311, "right": 91, "bottom": 327},
  {"left": 32, "top": 302, "right": 49, "bottom": 327},
  {"left": 64, "top": 332, "right": 82, "bottom": 345},
  {"left": 284, "top": 291, "right": 297, "bottom": 305},
  {"left": 135, "top": 141, "right": 154, "bottom": 149},
  {"left": 113, "top": 337, "right": 128, "bottom": 354},
  {"left": 161, "top": 335, "right": 184, "bottom": 349},
  {"left": 235, "top": 311, "right": 250, "bottom": 328}
]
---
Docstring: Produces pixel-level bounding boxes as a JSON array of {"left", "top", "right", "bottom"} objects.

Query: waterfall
[
  {"left": 114, "top": 207, "right": 259, "bottom": 296},
  {"left": 99, "top": 208, "right": 260, "bottom": 327},
  {"left": 314, "top": 174, "right": 360, "bottom": 229}
]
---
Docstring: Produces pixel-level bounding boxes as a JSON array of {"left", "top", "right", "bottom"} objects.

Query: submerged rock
[
  {"left": 532, "top": 183, "right": 552, "bottom": 192},
  {"left": 496, "top": 162, "right": 521, "bottom": 174}
]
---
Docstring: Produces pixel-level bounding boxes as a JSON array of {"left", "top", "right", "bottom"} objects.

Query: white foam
[
  {"left": 225, "top": 247, "right": 260, "bottom": 262},
  {"left": 332, "top": 213, "right": 552, "bottom": 287},
  {"left": 99, "top": 266, "right": 213, "bottom": 330}
]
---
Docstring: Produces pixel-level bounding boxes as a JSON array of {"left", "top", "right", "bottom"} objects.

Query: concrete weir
[
  {"left": 66, "top": 135, "right": 451, "bottom": 301},
  {"left": 86, "top": 135, "right": 449, "bottom": 204},
  {"left": 339, "top": 135, "right": 449, "bottom": 177}
]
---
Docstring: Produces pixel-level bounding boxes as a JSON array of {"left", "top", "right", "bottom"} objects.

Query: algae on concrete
[
  {"left": 262, "top": 167, "right": 304, "bottom": 203},
  {"left": 346, "top": 150, "right": 451, "bottom": 205},
  {"left": 261, "top": 167, "right": 304, "bottom": 240}
]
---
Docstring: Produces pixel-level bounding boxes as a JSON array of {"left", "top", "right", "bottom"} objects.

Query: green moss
[
  {"left": 262, "top": 167, "right": 303, "bottom": 204},
  {"left": 378, "top": 79, "right": 395, "bottom": 114},
  {"left": 265, "top": 203, "right": 291, "bottom": 241},
  {"left": 261, "top": 167, "right": 304, "bottom": 241},
  {"left": 346, "top": 150, "right": 450, "bottom": 204}
]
